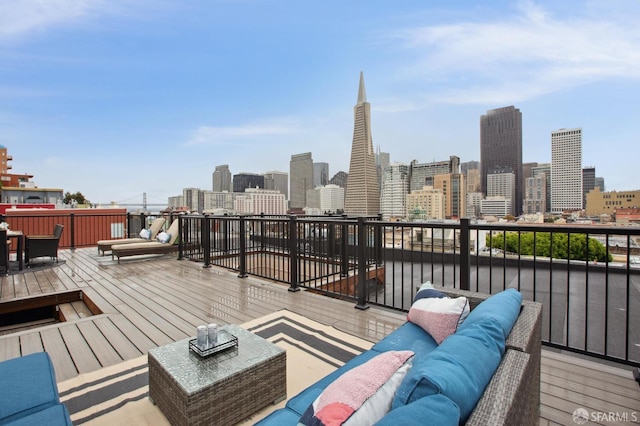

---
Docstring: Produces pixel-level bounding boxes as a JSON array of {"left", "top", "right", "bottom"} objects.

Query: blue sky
[{"left": 1, "top": 0, "right": 639, "bottom": 205}]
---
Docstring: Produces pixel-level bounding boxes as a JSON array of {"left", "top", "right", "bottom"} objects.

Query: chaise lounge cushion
[
  {"left": 0, "top": 352, "right": 60, "bottom": 423},
  {"left": 392, "top": 316, "right": 506, "bottom": 422}
]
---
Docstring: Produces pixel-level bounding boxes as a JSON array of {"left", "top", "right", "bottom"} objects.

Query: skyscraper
[
  {"left": 551, "top": 128, "right": 583, "bottom": 213},
  {"left": 264, "top": 171, "right": 289, "bottom": 200},
  {"left": 313, "top": 162, "right": 329, "bottom": 188},
  {"left": 480, "top": 106, "right": 523, "bottom": 215},
  {"left": 380, "top": 163, "right": 409, "bottom": 220},
  {"left": 290, "top": 152, "right": 313, "bottom": 210},
  {"left": 582, "top": 166, "right": 596, "bottom": 209},
  {"left": 344, "top": 72, "right": 380, "bottom": 215},
  {"left": 212, "top": 164, "right": 232, "bottom": 192}
]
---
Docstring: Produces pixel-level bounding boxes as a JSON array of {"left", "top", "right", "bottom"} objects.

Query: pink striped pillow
[
  {"left": 408, "top": 296, "right": 470, "bottom": 344},
  {"left": 299, "top": 350, "right": 415, "bottom": 425}
]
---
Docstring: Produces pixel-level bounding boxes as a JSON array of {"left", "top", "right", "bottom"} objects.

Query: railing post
[
  {"left": 202, "top": 214, "right": 211, "bottom": 268},
  {"left": 177, "top": 215, "right": 184, "bottom": 260},
  {"left": 355, "top": 216, "right": 369, "bottom": 310},
  {"left": 459, "top": 218, "right": 470, "bottom": 291},
  {"left": 288, "top": 215, "right": 300, "bottom": 292},
  {"left": 126, "top": 212, "right": 132, "bottom": 238},
  {"left": 70, "top": 213, "right": 76, "bottom": 251},
  {"left": 328, "top": 221, "right": 335, "bottom": 258},
  {"left": 223, "top": 214, "right": 229, "bottom": 253},
  {"left": 260, "top": 213, "right": 265, "bottom": 251},
  {"left": 375, "top": 213, "right": 383, "bottom": 266},
  {"left": 341, "top": 215, "right": 349, "bottom": 277},
  {"left": 238, "top": 215, "right": 247, "bottom": 278}
]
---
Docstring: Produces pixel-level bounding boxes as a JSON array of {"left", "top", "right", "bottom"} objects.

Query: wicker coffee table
[{"left": 148, "top": 324, "right": 286, "bottom": 426}]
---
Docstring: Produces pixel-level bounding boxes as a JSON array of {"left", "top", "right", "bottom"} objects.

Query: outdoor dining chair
[{"left": 25, "top": 224, "right": 64, "bottom": 266}]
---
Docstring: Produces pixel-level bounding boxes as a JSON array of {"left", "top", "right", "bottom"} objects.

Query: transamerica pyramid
[{"left": 344, "top": 71, "right": 380, "bottom": 215}]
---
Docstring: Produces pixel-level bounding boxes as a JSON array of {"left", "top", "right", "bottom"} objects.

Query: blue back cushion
[
  {"left": 375, "top": 394, "right": 460, "bottom": 426},
  {"left": 392, "top": 317, "right": 506, "bottom": 422},
  {"left": 0, "top": 352, "right": 60, "bottom": 423},
  {"left": 371, "top": 322, "right": 438, "bottom": 357},
  {"left": 457, "top": 288, "right": 522, "bottom": 339}
]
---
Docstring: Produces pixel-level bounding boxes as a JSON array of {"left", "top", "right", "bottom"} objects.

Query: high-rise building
[
  {"left": 376, "top": 147, "right": 390, "bottom": 191},
  {"left": 461, "top": 161, "right": 480, "bottom": 193},
  {"left": 329, "top": 171, "right": 348, "bottom": 188},
  {"left": 406, "top": 186, "right": 445, "bottom": 220},
  {"left": 183, "top": 187, "right": 203, "bottom": 212},
  {"left": 320, "top": 184, "right": 345, "bottom": 214},
  {"left": 233, "top": 173, "right": 264, "bottom": 193},
  {"left": 460, "top": 160, "right": 479, "bottom": 175},
  {"left": 212, "top": 164, "right": 232, "bottom": 192},
  {"left": 480, "top": 106, "right": 523, "bottom": 215},
  {"left": 486, "top": 166, "right": 516, "bottom": 216},
  {"left": 433, "top": 173, "right": 465, "bottom": 219},
  {"left": 264, "top": 171, "right": 289, "bottom": 200},
  {"left": 551, "top": 128, "right": 583, "bottom": 213},
  {"left": 380, "top": 163, "right": 409, "bottom": 220},
  {"left": 234, "top": 188, "right": 287, "bottom": 215},
  {"left": 409, "top": 156, "right": 460, "bottom": 192},
  {"left": 313, "top": 162, "right": 329, "bottom": 188},
  {"left": 344, "top": 72, "right": 380, "bottom": 215},
  {"left": 595, "top": 177, "right": 605, "bottom": 191},
  {"left": 524, "top": 173, "right": 547, "bottom": 214},
  {"left": 290, "top": 152, "right": 313, "bottom": 210},
  {"left": 203, "top": 191, "right": 235, "bottom": 212},
  {"left": 582, "top": 166, "right": 596, "bottom": 209},
  {"left": 466, "top": 169, "right": 481, "bottom": 193},
  {"left": 531, "top": 163, "right": 551, "bottom": 213}
]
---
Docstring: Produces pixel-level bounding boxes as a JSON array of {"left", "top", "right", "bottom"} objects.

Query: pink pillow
[
  {"left": 299, "top": 350, "right": 415, "bottom": 425},
  {"left": 408, "top": 297, "right": 470, "bottom": 344}
]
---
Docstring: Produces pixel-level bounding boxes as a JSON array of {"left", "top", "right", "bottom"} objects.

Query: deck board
[
  {"left": 40, "top": 328, "right": 79, "bottom": 382},
  {"left": 0, "top": 247, "right": 638, "bottom": 425}
]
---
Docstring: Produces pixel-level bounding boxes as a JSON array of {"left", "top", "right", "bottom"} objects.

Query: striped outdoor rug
[{"left": 58, "top": 310, "right": 373, "bottom": 425}]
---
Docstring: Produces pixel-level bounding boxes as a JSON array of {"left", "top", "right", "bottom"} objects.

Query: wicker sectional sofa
[{"left": 256, "top": 288, "right": 542, "bottom": 425}]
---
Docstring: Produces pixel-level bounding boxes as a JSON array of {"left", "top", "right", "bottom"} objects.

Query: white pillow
[
  {"left": 408, "top": 296, "right": 470, "bottom": 344},
  {"left": 156, "top": 232, "right": 171, "bottom": 244},
  {"left": 139, "top": 228, "right": 151, "bottom": 240},
  {"left": 299, "top": 350, "right": 414, "bottom": 425}
]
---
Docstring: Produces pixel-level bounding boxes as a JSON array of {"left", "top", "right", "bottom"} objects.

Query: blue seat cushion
[
  {"left": 392, "top": 317, "right": 506, "bottom": 422},
  {"left": 371, "top": 322, "right": 438, "bottom": 357},
  {"left": 374, "top": 394, "right": 460, "bottom": 426},
  {"left": 0, "top": 352, "right": 60, "bottom": 423},
  {"left": 285, "top": 350, "right": 380, "bottom": 416},
  {"left": 457, "top": 288, "right": 522, "bottom": 339},
  {"left": 254, "top": 407, "right": 301, "bottom": 425},
  {"left": 5, "top": 404, "right": 72, "bottom": 426}
]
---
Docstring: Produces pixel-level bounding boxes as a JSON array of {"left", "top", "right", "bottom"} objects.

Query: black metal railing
[
  {"left": 3, "top": 210, "right": 638, "bottom": 367},
  {"left": 179, "top": 214, "right": 640, "bottom": 368}
]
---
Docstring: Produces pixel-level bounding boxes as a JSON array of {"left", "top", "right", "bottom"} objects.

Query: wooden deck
[{"left": 1, "top": 248, "right": 639, "bottom": 425}]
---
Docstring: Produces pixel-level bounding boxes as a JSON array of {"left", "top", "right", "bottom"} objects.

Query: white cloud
[
  {"left": 389, "top": 0, "right": 640, "bottom": 105},
  {"left": 0, "top": 0, "right": 100, "bottom": 41},
  {"left": 186, "top": 118, "right": 302, "bottom": 146}
]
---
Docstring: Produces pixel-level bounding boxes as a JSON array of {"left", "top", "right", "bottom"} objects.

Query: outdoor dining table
[{"left": 7, "top": 230, "right": 24, "bottom": 271}]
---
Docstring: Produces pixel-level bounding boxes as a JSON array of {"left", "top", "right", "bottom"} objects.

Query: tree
[
  {"left": 63, "top": 191, "right": 90, "bottom": 205},
  {"left": 486, "top": 231, "right": 611, "bottom": 262}
]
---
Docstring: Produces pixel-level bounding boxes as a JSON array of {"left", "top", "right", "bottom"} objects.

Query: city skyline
[{"left": 1, "top": 1, "right": 639, "bottom": 204}]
